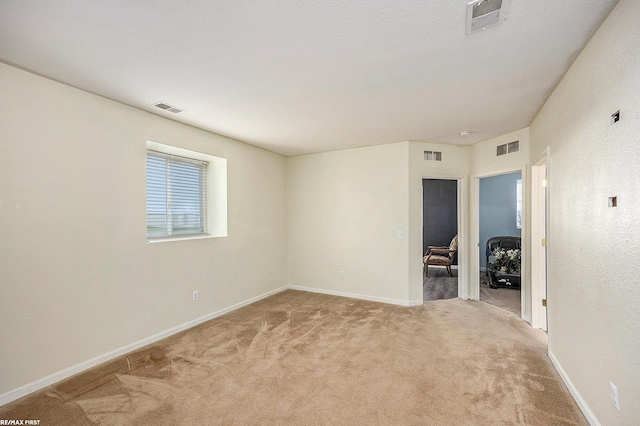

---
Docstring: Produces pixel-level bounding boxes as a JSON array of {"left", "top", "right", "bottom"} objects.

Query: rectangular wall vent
[
  {"left": 424, "top": 151, "right": 442, "bottom": 161},
  {"left": 154, "top": 102, "right": 184, "bottom": 114},
  {"left": 497, "top": 140, "right": 519, "bottom": 156}
]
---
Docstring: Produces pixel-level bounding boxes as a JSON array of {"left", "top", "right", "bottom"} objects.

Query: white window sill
[{"left": 147, "top": 234, "right": 217, "bottom": 244}]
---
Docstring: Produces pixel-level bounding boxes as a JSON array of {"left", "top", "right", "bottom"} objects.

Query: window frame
[
  {"left": 146, "top": 150, "right": 209, "bottom": 240},
  {"left": 146, "top": 141, "right": 227, "bottom": 243}
]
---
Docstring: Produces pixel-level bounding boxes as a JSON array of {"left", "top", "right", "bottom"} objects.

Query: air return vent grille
[
  {"left": 154, "top": 102, "right": 184, "bottom": 114},
  {"left": 424, "top": 151, "right": 442, "bottom": 161},
  {"left": 497, "top": 140, "right": 519, "bottom": 156},
  {"left": 467, "top": 0, "right": 508, "bottom": 34}
]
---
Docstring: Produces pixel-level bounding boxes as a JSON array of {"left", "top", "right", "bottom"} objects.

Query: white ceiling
[{"left": 0, "top": 0, "right": 618, "bottom": 156}]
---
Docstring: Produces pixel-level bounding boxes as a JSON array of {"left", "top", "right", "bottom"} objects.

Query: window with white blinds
[{"left": 146, "top": 150, "right": 208, "bottom": 239}]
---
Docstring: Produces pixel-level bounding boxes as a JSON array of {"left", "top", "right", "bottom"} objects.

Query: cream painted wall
[
  {"left": 530, "top": 0, "right": 640, "bottom": 424},
  {"left": 0, "top": 63, "right": 287, "bottom": 396},
  {"left": 468, "top": 129, "right": 530, "bottom": 320},
  {"left": 286, "top": 142, "right": 411, "bottom": 304},
  {"left": 293, "top": 133, "right": 530, "bottom": 308},
  {"left": 407, "top": 133, "right": 529, "bottom": 308},
  {"left": 4, "top": 6, "right": 637, "bottom": 423},
  {"left": 469, "top": 128, "right": 529, "bottom": 175}
]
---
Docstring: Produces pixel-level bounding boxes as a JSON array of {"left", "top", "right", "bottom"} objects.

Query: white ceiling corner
[{"left": 0, "top": 0, "right": 619, "bottom": 156}]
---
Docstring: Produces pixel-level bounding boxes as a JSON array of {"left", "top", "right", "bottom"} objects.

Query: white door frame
[
  {"left": 470, "top": 165, "right": 528, "bottom": 323},
  {"left": 531, "top": 148, "right": 549, "bottom": 330},
  {"left": 422, "top": 175, "right": 466, "bottom": 299}
]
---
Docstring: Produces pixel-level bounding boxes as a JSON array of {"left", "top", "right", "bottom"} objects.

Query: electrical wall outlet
[
  {"left": 338, "top": 271, "right": 344, "bottom": 279},
  {"left": 610, "top": 381, "right": 620, "bottom": 411},
  {"left": 193, "top": 291, "right": 199, "bottom": 301}
]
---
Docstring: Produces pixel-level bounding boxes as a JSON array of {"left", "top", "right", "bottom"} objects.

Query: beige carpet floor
[{"left": 0, "top": 290, "right": 586, "bottom": 425}]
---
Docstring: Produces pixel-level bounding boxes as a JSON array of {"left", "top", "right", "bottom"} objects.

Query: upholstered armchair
[{"left": 423, "top": 235, "right": 458, "bottom": 277}]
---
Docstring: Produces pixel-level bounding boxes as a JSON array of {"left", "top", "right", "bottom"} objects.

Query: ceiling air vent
[
  {"left": 466, "top": 0, "right": 508, "bottom": 34},
  {"left": 154, "top": 102, "right": 184, "bottom": 114}
]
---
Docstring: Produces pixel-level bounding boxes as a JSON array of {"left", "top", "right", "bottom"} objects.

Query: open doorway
[
  {"left": 422, "top": 179, "right": 459, "bottom": 301},
  {"left": 479, "top": 172, "right": 522, "bottom": 316}
]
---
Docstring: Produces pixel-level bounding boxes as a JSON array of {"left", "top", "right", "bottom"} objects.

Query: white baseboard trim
[
  {"left": 2, "top": 284, "right": 423, "bottom": 407},
  {"left": 0, "top": 285, "right": 288, "bottom": 407},
  {"left": 548, "top": 350, "right": 600, "bottom": 426},
  {"left": 287, "top": 285, "right": 421, "bottom": 307}
]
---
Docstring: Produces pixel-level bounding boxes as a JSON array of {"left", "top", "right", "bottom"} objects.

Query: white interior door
[{"left": 531, "top": 163, "right": 548, "bottom": 331}]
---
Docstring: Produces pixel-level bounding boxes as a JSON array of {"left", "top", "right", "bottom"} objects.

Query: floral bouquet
[{"left": 489, "top": 248, "right": 521, "bottom": 275}]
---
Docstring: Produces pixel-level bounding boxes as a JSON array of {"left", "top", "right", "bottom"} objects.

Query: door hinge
[
  {"left": 541, "top": 238, "right": 547, "bottom": 247},
  {"left": 542, "top": 178, "right": 548, "bottom": 187},
  {"left": 542, "top": 299, "right": 547, "bottom": 307}
]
